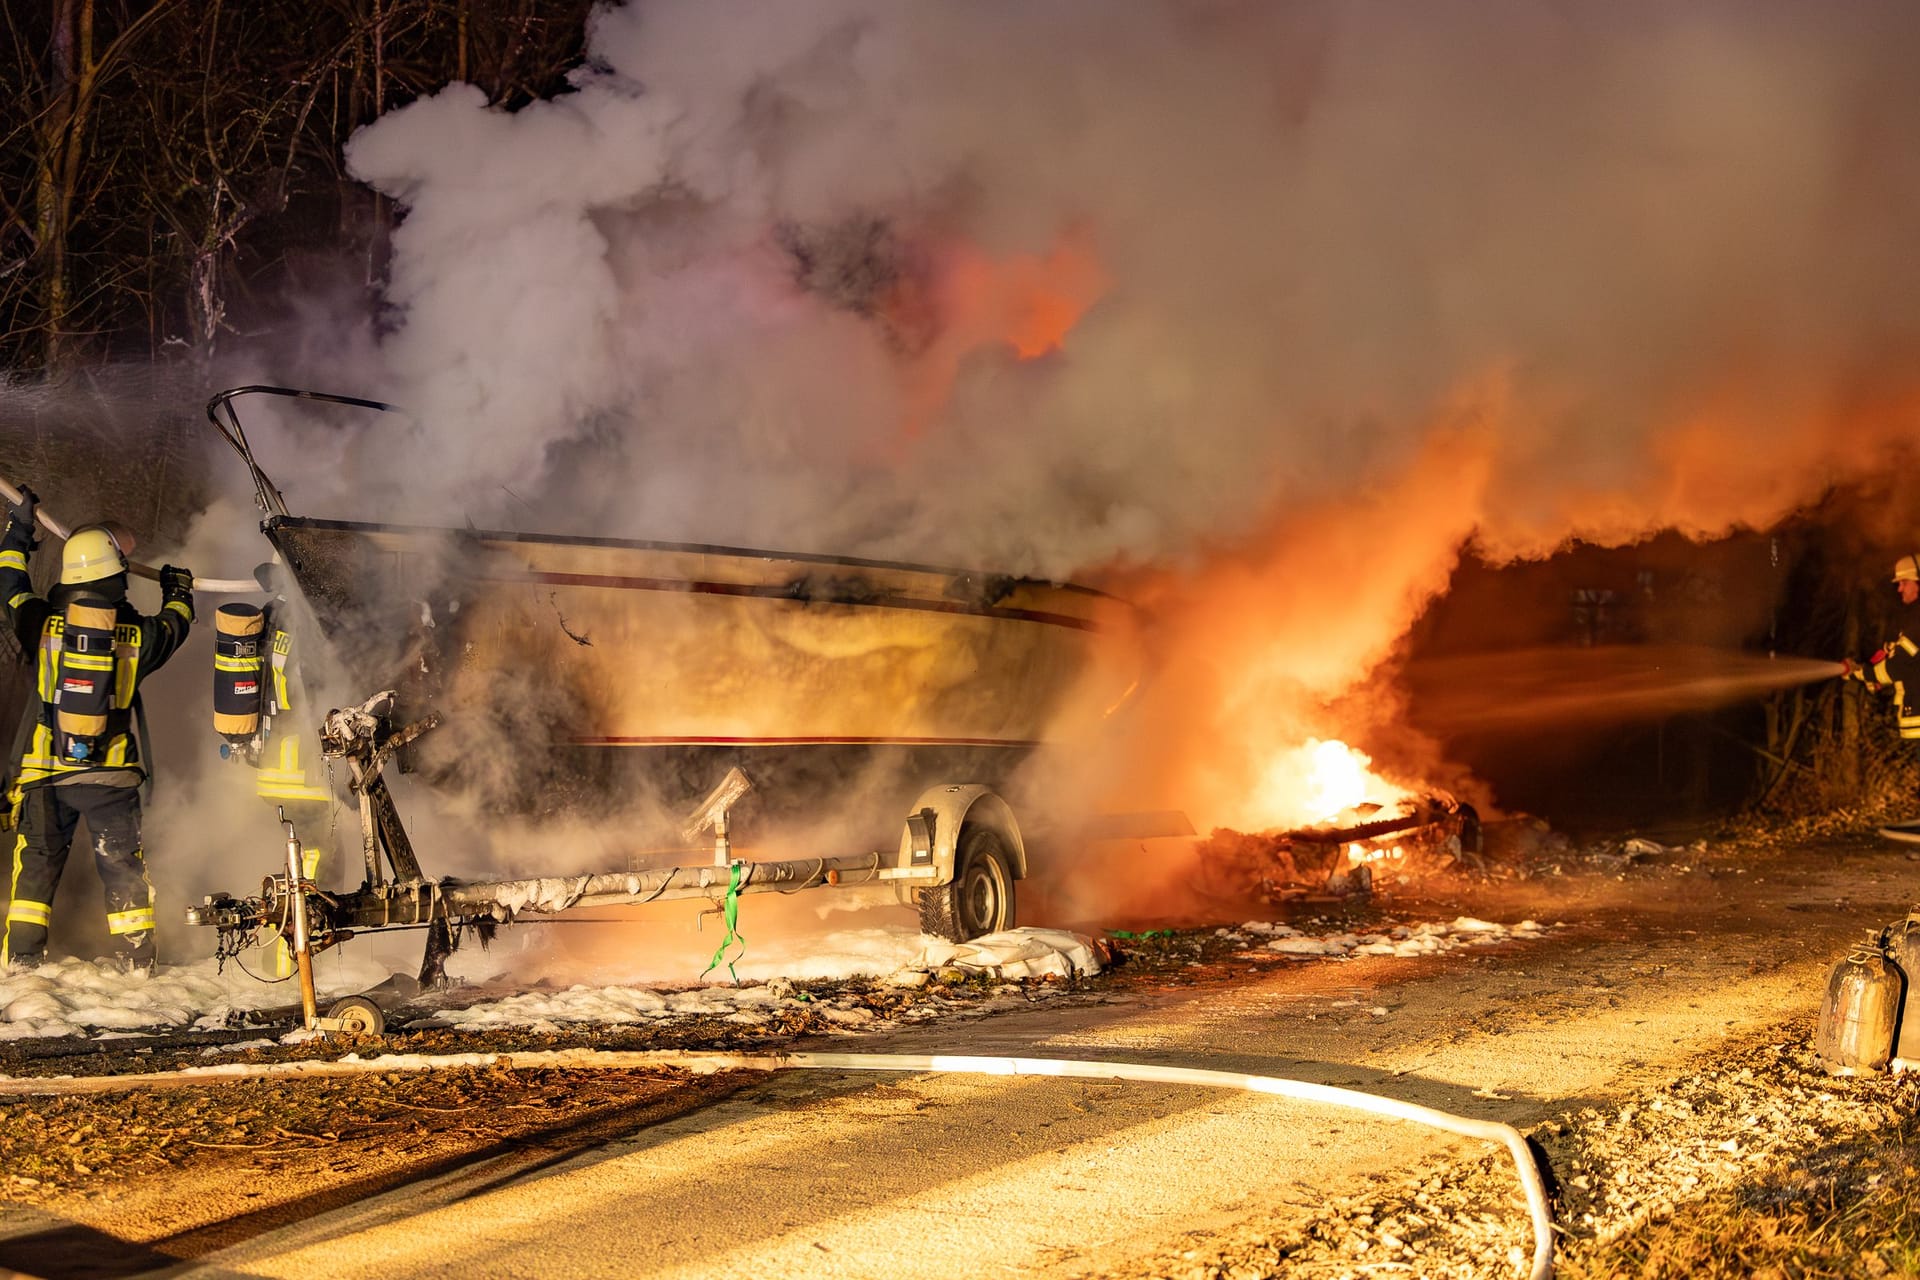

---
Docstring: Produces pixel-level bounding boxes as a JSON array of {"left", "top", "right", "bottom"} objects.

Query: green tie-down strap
[
  {"left": 1109, "top": 928, "right": 1177, "bottom": 940},
  {"left": 702, "top": 862, "right": 747, "bottom": 982}
]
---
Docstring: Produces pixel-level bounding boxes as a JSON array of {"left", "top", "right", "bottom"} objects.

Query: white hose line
[
  {"left": 167, "top": 575, "right": 265, "bottom": 595},
  {"left": 0, "top": 473, "right": 261, "bottom": 594},
  {"left": 0, "top": 1047, "right": 1555, "bottom": 1279}
]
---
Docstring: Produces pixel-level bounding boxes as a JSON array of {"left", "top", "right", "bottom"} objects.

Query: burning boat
[
  {"left": 223, "top": 388, "right": 1142, "bottom": 820},
  {"left": 191, "top": 388, "right": 1143, "bottom": 987}
]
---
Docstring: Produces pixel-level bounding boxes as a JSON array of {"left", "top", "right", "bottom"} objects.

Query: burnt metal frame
[{"left": 206, "top": 386, "right": 405, "bottom": 520}]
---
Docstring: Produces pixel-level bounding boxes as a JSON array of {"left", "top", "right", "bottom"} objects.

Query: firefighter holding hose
[
  {"left": 0, "top": 486, "right": 194, "bottom": 971},
  {"left": 1842, "top": 554, "right": 1920, "bottom": 740}
]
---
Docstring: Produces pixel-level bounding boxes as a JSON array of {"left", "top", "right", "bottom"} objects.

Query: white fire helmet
[
  {"left": 1894, "top": 554, "right": 1920, "bottom": 585},
  {"left": 60, "top": 525, "right": 128, "bottom": 586}
]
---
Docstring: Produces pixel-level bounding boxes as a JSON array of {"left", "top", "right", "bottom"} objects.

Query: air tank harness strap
[{"left": 701, "top": 862, "right": 746, "bottom": 983}]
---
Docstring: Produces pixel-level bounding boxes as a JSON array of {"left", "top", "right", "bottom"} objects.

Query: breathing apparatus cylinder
[
  {"left": 52, "top": 599, "right": 120, "bottom": 763},
  {"left": 1814, "top": 930, "right": 1904, "bottom": 1075},
  {"left": 213, "top": 602, "right": 266, "bottom": 757}
]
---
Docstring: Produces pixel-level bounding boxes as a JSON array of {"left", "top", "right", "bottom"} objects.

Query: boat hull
[{"left": 267, "top": 517, "right": 1139, "bottom": 832}]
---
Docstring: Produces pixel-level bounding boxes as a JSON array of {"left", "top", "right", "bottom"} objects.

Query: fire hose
[
  {"left": 0, "top": 1047, "right": 1556, "bottom": 1279},
  {"left": 0, "top": 474, "right": 260, "bottom": 594}
]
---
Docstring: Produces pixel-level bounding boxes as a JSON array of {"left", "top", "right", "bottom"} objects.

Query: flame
[
  {"left": 1250, "top": 738, "right": 1412, "bottom": 830},
  {"left": 937, "top": 228, "right": 1108, "bottom": 360},
  {"left": 887, "top": 224, "right": 1108, "bottom": 436},
  {"left": 1347, "top": 842, "right": 1406, "bottom": 866},
  {"left": 1089, "top": 416, "right": 1496, "bottom": 835}
]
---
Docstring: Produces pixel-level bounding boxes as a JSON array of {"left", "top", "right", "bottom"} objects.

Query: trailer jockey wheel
[
  {"left": 328, "top": 996, "right": 386, "bottom": 1036},
  {"left": 920, "top": 826, "right": 1016, "bottom": 943}
]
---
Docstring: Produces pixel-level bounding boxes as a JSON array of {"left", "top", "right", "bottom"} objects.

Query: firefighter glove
[
  {"left": 159, "top": 564, "right": 194, "bottom": 597},
  {"left": 7, "top": 485, "right": 36, "bottom": 537}
]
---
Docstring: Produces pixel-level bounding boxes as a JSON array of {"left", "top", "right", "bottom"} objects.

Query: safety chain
[{"left": 212, "top": 912, "right": 268, "bottom": 975}]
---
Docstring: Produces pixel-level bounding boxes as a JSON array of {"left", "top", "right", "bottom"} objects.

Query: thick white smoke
[{"left": 318, "top": 0, "right": 1920, "bottom": 584}]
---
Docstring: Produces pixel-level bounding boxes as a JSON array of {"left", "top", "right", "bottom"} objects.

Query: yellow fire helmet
[{"left": 60, "top": 525, "right": 129, "bottom": 586}]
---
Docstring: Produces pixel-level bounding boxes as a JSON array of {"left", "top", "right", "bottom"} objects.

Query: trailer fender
[{"left": 893, "top": 784, "right": 1026, "bottom": 906}]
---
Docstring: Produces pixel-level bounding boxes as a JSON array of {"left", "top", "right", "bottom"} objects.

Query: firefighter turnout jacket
[
  {"left": 1, "top": 518, "right": 193, "bottom": 790},
  {"left": 1849, "top": 632, "right": 1920, "bottom": 739}
]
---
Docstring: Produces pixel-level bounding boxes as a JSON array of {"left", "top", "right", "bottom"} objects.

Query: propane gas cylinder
[
  {"left": 1814, "top": 933, "right": 1903, "bottom": 1076},
  {"left": 1885, "top": 914, "right": 1920, "bottom": 1072}
]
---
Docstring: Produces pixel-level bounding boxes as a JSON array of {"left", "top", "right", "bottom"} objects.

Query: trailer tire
[
  {"left": 919, "top": 827, "right": 1016, "bottom": 942},
  {"left": 328, "top": 996, "right": 385, "bottom": 1036}
]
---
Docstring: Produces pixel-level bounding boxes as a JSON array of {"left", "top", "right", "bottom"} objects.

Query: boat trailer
[{"left": 186, "top": 692, "right": 1028, "bottom": 1027}]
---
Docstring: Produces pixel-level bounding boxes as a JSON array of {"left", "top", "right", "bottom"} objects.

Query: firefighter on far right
[{"left": 1844, "top": 554, "right": 1920, "bottom": 746}]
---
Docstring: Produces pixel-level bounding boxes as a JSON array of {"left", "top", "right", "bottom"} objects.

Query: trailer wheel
[
  {"left": 328, "top": 996, "right": 385, "bottom": 1036},
  {"left": 920, "top": 827, "right": 1016, "bottom": 942}
]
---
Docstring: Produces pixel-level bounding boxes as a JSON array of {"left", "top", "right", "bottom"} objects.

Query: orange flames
[
  {"left": 1250, "top": 738, "right": 1414, "bottom": 829},
  {"left": 1088, "top": 415, "right": 1497, "bottom": 836},
  {"left": 1041, "top": 333, "right": 1920, "bottom": 844},
  {"left": 936, "top": 226, "right": 1108, "bottom": 360},
  {"left": 889, "top": 225, "right": 1109, "bottom": 436}
]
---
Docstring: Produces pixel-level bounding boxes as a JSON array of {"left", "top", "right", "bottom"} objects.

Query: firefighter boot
[
  {"left": 114, "top": 932, "right": 154, "bottom": 975},
  {"left": 2, "top": 924, "right": 46, "bottom": 968}
]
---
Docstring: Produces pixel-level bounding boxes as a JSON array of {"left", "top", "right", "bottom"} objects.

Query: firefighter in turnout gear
[
  {"left": 213, "top": 565, "right": 333, "bottom": 977},
  {"left": 1844, "top": 554, "right": 1920, "bottom": 740},
  {"left": 0, "top": 488, "right": 194, "bottom": 970}
]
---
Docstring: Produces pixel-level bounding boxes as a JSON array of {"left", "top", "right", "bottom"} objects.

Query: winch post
[
  {"left": 281, "top": 808, "right": 319, "bottom": 1030},
  {"left": 682, "top": 767, "right": 754, "bottom": 868},
  {"left": 319, "top": 692, "right": 438, "bottom": 888}
]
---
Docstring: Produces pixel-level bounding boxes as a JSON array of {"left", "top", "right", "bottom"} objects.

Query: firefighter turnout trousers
[{"left": 3, "top": 783, "right": 155, "bottom": 964}]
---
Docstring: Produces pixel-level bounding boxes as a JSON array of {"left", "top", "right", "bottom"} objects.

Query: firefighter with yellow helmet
[
  {"left": 1843, "top": 553, "right": 1920, "bottom": 739},
  {"left": 212, "top": 564, "right": 334, "bottom": 976},
  {"left": 0, "top": 487, "right": 194, "bottom": 971}
]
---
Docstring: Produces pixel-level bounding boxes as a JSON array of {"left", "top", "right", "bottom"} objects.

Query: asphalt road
[{"left": 140, "top": 838, "right": 1920, "bottom": 1280}]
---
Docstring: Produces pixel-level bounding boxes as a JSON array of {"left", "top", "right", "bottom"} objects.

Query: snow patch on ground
[
  {"left": 726, "top": 925, "right": 929, "bottom": 983},
  {"left": 0, "top": 914, "right": 1533, "bottom": 1042},
  {"left": 0, "top": 925, "right": 1101, "bottom": 1041},
  {"left": 432, "top": 927, "right": 1102, "bottom": 1032},
  {"left": 0, "top": 949, "right": 399, "bottom": 1041},
  {"left": 433, "top": 982, "right": 785, "bottom": 1031},
  {"left": 1225, "top": 916, "right": 1548, "bottom": 960},
  {"left": 912, "top": 928, "right": 1103, "bottom": 981}
]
